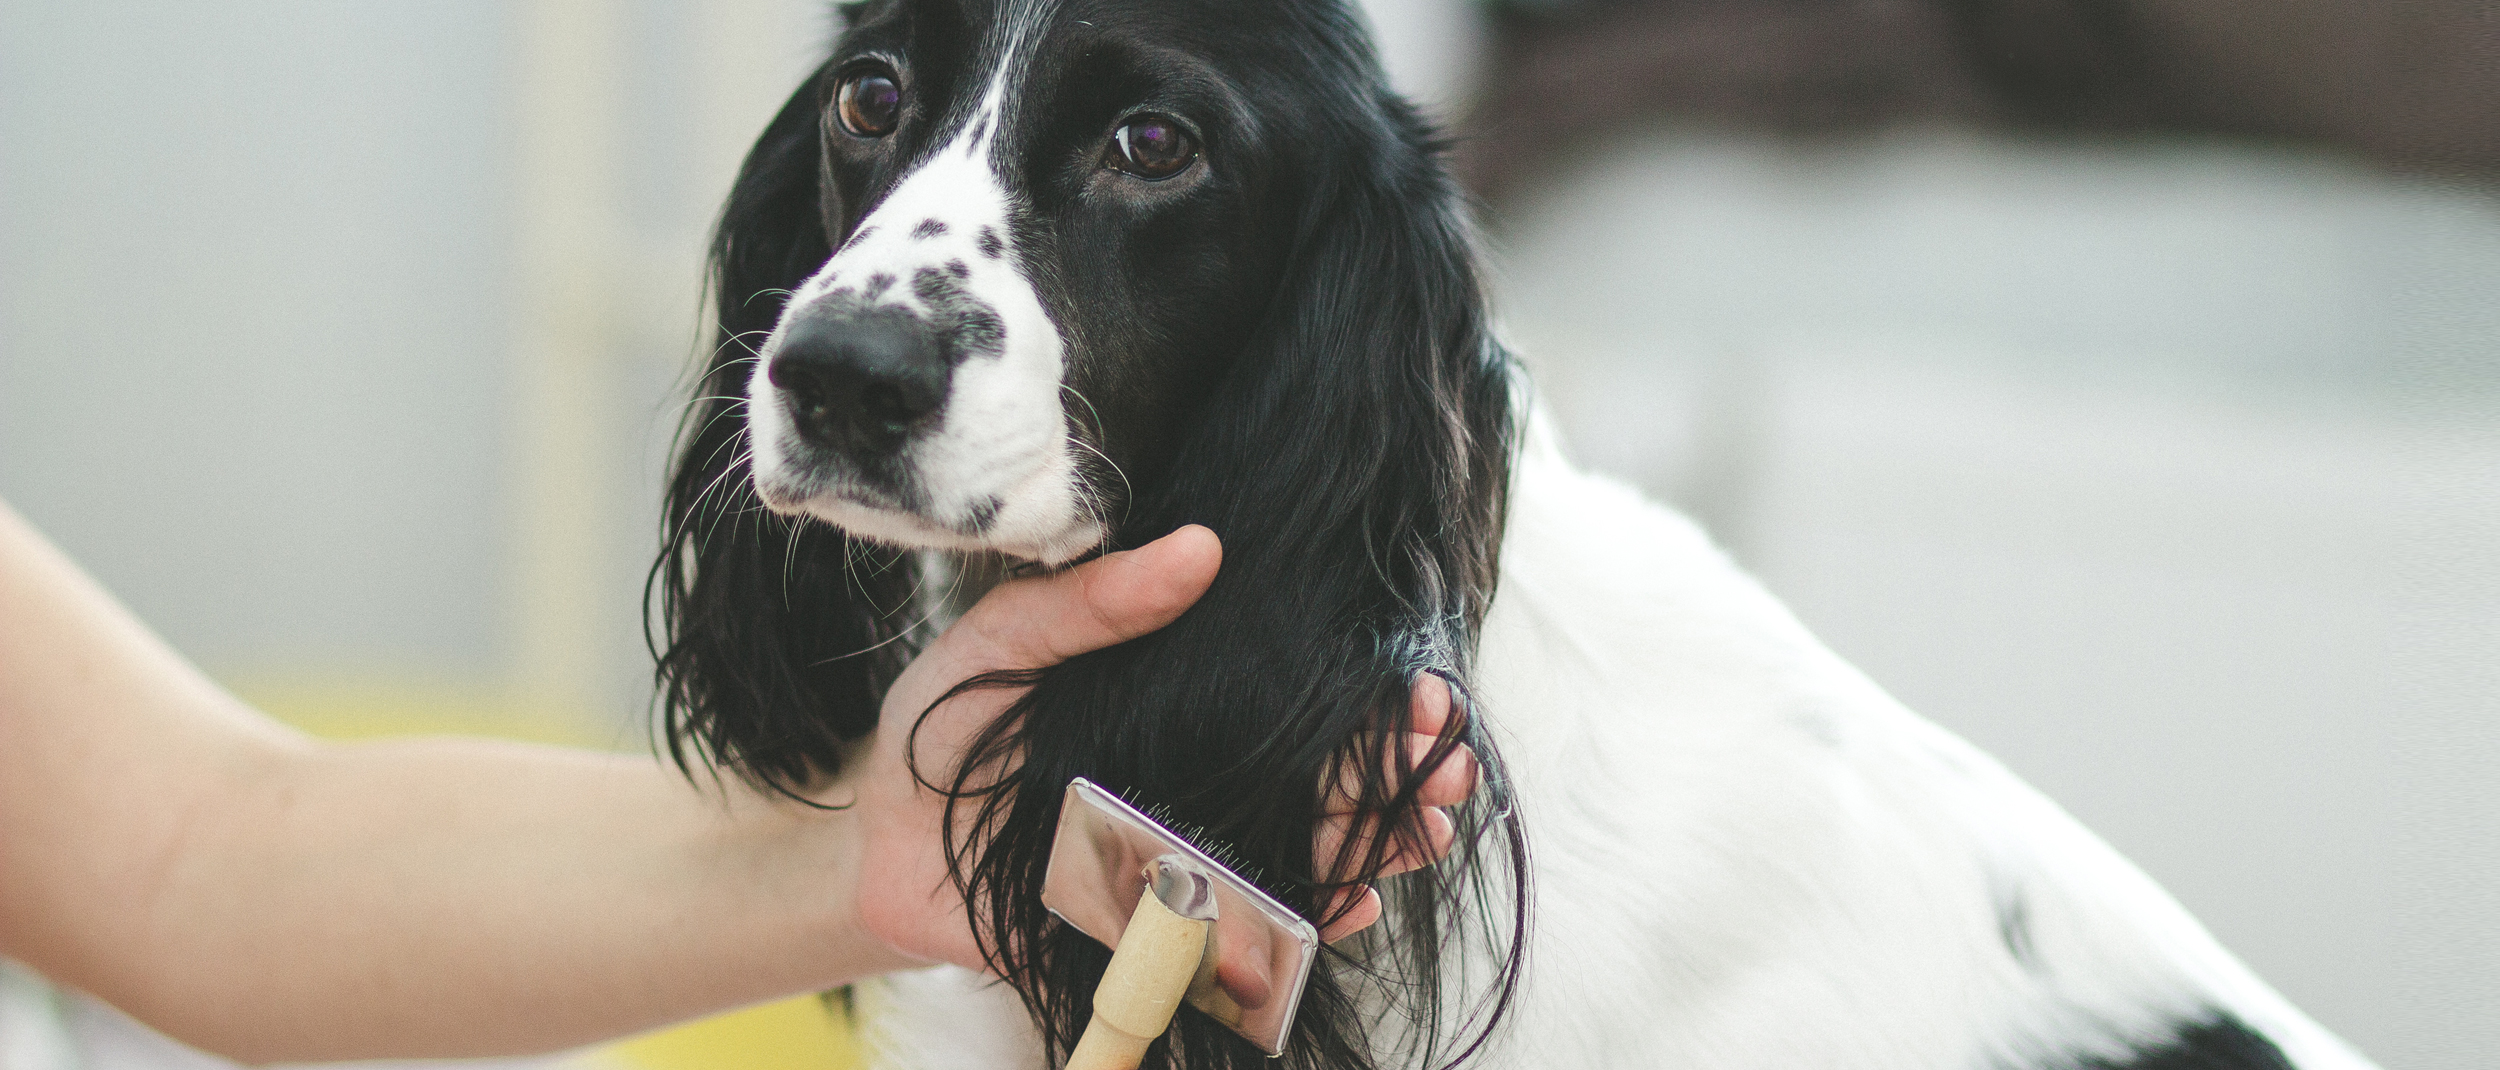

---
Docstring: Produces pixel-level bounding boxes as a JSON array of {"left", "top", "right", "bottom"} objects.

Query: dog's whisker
[
  {"left": 1065, "top": 436, "right": 1130, "bottom": 534},
  {"left": 689, "top": 447, "right": 757, "bottom": 550},
  {"left": 780, "top": 509, "right": 809, "bottom": 602},
  {"left": 685, "top": 408, "right": 752, "bottom": 450},
  {"left": 1058, "top": 383, "right": 1132, "bottom": 534},
  {"left": 710, "top": 331, "right": 772, "bottom": 365},
  {"left": 810, "top": 556, "right": 962, "bottom": 666}
]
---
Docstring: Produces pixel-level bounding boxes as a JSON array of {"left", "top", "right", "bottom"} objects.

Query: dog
[{"left": 650, "top": 2, "right": 2379, "bottom": 1067}]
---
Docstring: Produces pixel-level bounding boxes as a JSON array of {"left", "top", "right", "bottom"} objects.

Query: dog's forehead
[
  {"left": 843, "top": 0, "right": 1255, "bottom": 37},
  {"left": 842, "top": 0, "right": 1283, "bottom": 91}
]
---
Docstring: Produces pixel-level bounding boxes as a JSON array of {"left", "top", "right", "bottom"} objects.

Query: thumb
[{"left": 952, "top": 525, "right": 1221, "bottom": 670}]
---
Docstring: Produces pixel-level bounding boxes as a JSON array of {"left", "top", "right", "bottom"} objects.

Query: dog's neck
[{"left": 914, "top": 549, "right": 1027, "bottom": 631}]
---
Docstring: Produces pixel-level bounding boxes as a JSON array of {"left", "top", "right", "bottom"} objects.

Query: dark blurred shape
[{"left": 1459, "top": 0, "right": 2500, "bottom": 200}]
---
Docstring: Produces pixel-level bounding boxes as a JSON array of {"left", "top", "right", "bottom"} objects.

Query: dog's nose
[{"left": 767, "top": 308, "right": 950, "bottom": 455}]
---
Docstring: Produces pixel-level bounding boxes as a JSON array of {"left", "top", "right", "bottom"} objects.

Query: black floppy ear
[
  {"left": 947, "top": 91, "right": 1526, "bottom": 1070},
  {"left": 650, "top": 70, "right": 921, "bottom": 794}
]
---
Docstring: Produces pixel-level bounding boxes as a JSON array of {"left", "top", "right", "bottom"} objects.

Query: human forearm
[
  {"left": 0, "top": 503, "right": 1458, "bottom": 1063},
  {"left": 120, "top": 738, "right": 910, "bottom": 1063},
  {"left": 0, "top": 501, "right": 910, "bottom": 1062}
]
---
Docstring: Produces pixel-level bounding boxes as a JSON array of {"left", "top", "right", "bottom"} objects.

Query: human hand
[{"left": 848, "top": 525, "right": 1478, "bottom": 973}]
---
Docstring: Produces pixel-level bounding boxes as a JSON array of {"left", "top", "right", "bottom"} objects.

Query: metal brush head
[{"left": 1042, "top": 778, "right": 1321, "bottom": 1056}]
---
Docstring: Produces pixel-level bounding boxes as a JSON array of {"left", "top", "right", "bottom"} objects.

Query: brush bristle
[{"left": 1131, "top": 794, "right": 1271, "bottom": 891}]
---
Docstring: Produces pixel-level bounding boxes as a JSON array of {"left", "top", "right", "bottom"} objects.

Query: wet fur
[{"left": 651, "top": 2, "right": 2377, "bottom": 1068}]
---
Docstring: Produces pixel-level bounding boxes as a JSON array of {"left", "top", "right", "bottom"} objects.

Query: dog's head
[
  {"left": 657, "top": 1, "right": 1525, "bottom": 1065},
  {"left": 747, "top": 0, "right": 1364, "bottom": 565}
]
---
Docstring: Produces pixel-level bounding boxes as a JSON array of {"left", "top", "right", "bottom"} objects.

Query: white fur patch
[
  {"left": 748, "top": 34, "right": 1103, "bottom": 565},
  {"left": 854, "top": 967, "right": 1043, "bottom": 1070},
  {"left": 1436, "top": 414, "right": 2376, "bottom": 1069}
]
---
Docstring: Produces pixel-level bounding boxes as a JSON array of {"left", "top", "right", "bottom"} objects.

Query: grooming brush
[{"left": 1043, "top": 778, "right": 1321, "bottom": 1068}]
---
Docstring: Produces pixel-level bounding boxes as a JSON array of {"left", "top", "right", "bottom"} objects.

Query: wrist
[{"left": 716, "top": 779, "right": 930, "bottom": 988}]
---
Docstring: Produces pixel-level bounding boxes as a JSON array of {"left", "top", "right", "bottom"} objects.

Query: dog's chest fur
[{"left": 844, "top": 417, "right": 2374, "bottom": 1070}]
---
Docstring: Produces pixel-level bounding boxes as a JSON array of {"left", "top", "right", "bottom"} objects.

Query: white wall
[
  {"left": 1, "top": 1, "right": 512, "bottom": 676},
  {"left": 0, "top": 0, "right": 827, "bottom": 725}
]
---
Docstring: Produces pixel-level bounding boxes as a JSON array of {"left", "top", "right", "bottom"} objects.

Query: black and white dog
[{"left": 652, "top": 2, "right": 2377, "bottom": 1068}]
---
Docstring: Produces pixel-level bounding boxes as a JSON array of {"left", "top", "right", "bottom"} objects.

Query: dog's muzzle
[{"left": 766, "top": 302, "right": 952, "bottom": 461}]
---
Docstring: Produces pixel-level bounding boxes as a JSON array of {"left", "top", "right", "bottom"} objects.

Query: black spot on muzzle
[{"left": 912, "top": 266, "right": 1006, "bottom": 359}]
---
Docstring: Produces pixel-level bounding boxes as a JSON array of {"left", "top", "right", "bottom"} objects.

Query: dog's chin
[{"left": 761, "top": 487, "right": 1106, "bottom": 567}]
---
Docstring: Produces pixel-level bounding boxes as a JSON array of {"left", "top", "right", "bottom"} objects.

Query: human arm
[
  {"left": 0, "top": 497, "right": 904, "bottom": 1061},
  {"left": 0, "top": 504, "right": 1470, "bottom": 1063}
]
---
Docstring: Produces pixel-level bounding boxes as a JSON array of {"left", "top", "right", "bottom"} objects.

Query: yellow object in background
[
  {"left": 605, "top": 995, "right": 860, "bottom": 1070},
  {"left": 238, "top": 680, "right": 866, "bottom": 1070}
]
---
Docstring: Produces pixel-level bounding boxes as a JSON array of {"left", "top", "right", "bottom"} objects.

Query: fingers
[
  {"left": 1321, "top": 734, "right": 1478, "bottom": 814},
  {"left": 1410, "top": 737, "right": 1478, "bottom": 808},
  {"left": 1317, "top": 886, "right": 1382, "bottom": 944},
  {"left": 1314, "top": 805, "right": 1455, "bottom": 883},
  {"left": 1410, "top": 671, "right": 1455, "bottom": 738},
  {"left": 1319, "top": 676, "right": 1478, "bottom": 814},
  {"left": 1305, "top": 671, "right": 1473, "bottom": 950},
  {"left": 953, "top": 525, "right": 1221, "bottom": 671},
  {"left": 1388, "top": 674, "right": 1476, "bottom": 807},
  {"left": 1308, "top": 798, "right": 1452, "bottom": 944}
]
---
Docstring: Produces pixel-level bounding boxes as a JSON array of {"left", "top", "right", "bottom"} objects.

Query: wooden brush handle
[{"left": 1066, "top": 877, "right": 1211, "bottom": 1070}]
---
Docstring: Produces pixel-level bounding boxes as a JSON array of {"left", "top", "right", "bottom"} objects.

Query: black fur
[
  {"left": 2077, "top": 1013, "right": 2295, "bottom": 1070},
  {"left": 652, "top": 2, "right": 1528, "bottom": 1068}
]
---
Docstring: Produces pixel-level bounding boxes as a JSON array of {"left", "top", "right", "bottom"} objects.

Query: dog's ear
[
  {"left": 944, "top": 88, "right": 1527, "bottom": 1070},
  {"left": 650, "top": 69, "right": 921, "bottom": 795}
]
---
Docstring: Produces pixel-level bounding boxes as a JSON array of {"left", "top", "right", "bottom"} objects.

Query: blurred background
[{"left": 0, "top": 1, "right": 2491, "bottom": 1068}]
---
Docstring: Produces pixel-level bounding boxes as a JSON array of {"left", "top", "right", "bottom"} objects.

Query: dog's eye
[
  {"left": 1107, "top": 115, "right": 1197, "bottom": 180},
  {"left": 836, "top": 68, "right": 902, "bottom": 138}
]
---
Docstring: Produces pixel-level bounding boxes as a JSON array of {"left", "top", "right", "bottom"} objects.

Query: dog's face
[{"left": 745, "top": 0, "right": 1293, "bottom": 564}]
